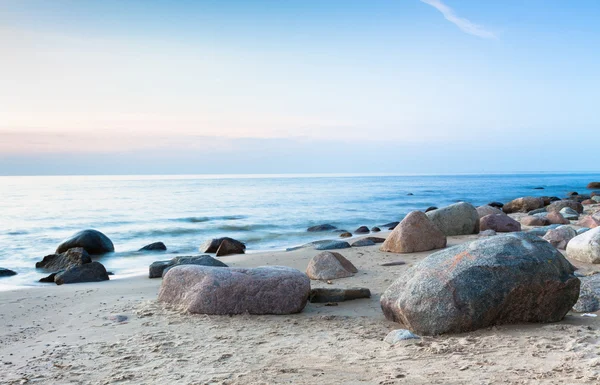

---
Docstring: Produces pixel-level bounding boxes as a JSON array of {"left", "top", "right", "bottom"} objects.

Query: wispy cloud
[{"left": 420, "top": 0, "right": 496, "bottom": 39}]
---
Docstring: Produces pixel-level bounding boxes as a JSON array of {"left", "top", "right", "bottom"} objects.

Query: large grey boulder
[
  {"left": 306, "top": 251, "right": 357, "bottom": 280},
  {"left": 36, "top": 247, "right": 91, "bottom": 271},
  {"left": 158, "top": 266, "right": 310, "bottom": 315},
  {"left": 426, "top": 202, "right": 479, "bottom": 236},
  {"left": 502, "top": 197, "right": 545, "bottom": 214},
  {"left": 149, "top": 255, "right": 228, "bottom": 278},
  {"left": 566, "top": 227, "right": 600, "bottom": 264},
  {"left": 56, "top": 230, "right": 114, "bottom": 254},
  {"left": 54, "top": 262, "right": 110, "bottom": 285},
  {"left": 380, "top": 233, "right": 580, "bottom": 335},
  {"left": 380, "top": 211, "right": 446, "bottom": 253}
]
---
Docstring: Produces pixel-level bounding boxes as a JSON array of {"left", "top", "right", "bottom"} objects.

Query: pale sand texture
[{"left": 1, "top": 231, "right": 600, "bottom": 384}]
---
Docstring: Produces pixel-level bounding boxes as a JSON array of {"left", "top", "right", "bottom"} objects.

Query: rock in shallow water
[
  {"left": 36, "top": 247, "right": 91, "bottom": 271},
  {"left": 354, "top": 226, "right": 370, "bottom": 234},
  {"left": 307, "top": 224, "right": 337, "bottom": 232},
  {"left": 139, "top": 242, "right": 167, "bottom": 252},
  {"left": 0, "top": 268, "right": 17, "bottom": 277},
  {"left": 216, "top": 238, "right": 246, "bottom": 256},
  {"left": 158, "top": 266, "right": 310, "bottom": 315},
  {"left": 54, "top": 262, "right": 110, "bottom": 285},
  {"left": 380, "top": 233, "right": 580, "bottom": 335},
  {"left": 199, "top": 237, "right": 246, "bottom": 254},
  {"left": 306, "top": 251, "right": 357, "bottom": 280},
  {"left": 56, "top": 229, "right": 114, "bottom": 255},
  {"left": 380, "top": 211, "right": 446, "bottom": 253}
]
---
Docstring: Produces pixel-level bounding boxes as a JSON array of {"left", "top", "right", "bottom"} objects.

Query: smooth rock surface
[
  {"left": 354, "top": 226, "right": 370, "bottom": 234},
  {"left": 476, "top": 205, "right": 505, "bottom": 218},
  {"left": 380, "top": 233, "right": 580, "bottom": 335},
  {"left": 56, "top": 230, "right": 114, "bottom": 255},
  {"left": 306, "top": 251, "right": 357, "bottom": 280},
  {"left": 546, "top": 212, "right": 570, "bottom": 225},
  {"left": 314, "top": 240, "right": 351, "bottom": 251},
  {"left": 54, "top": 262, "right": 110, "bottom": 285},
  {"left": 547, "top": 200, "right": 584, "bottom": 214},
  {"left": 139, "top": 242, "right": 167, "bottom": 252},
  {"left": 158, "top": 265, "right": 310, "bottom": 315},
  {"left": 520, "top": 216, "right": 550, "bottom": 227},
  {"left": 502, "top": 197, "right": 545, "bottom": 214},
  {"left": 381, "top": 211, "right": 446, "bottom": 253},
  {"left": 566, "top": 227, "right": 600, "bottom": 264},
  {"left": 149, "top": 255, "right": 228, "bottom": 278},
  {"left": 543, "top": 226, "right": 577, "bottom": 249},
  {"left": 351, "top": 239, "right": 376, "bottom": 247},
  {"left": 0, "top": 268, "right": 17, "bottom": 277},
  {"left": 426, "top": 202, "right": 479, "bottom": 236},
  {"left": 480, "top": 214, "right": 521, "bottom": 233}
]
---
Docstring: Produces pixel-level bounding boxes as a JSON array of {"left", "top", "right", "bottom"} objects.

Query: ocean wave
[
  {"left": 172, "top": 215, "right": 247, "bottom": 223},
  {"left": 122, "top": 228, "right": 202, "bottom": 239},
  {"left": 217, "top": 224, "right": 274, "bottom": 232}
]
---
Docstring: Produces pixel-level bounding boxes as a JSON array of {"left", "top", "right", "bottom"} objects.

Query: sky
[{"left": 1, "top": 0, "right": 599, "bottom": 175}]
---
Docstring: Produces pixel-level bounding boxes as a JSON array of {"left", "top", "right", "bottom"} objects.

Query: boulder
[
  {"left": 354, "top": 226, "right": 370, "bottom": 234},
  {"left": 528, "top": 208, "right": 547, "bottom": 215},
  {"left": 480, "top": 214, "right": 521, "bottom": 233},
  {"left": 547, "top": 200, "right": 584, "bottom": 214},
  {"left": 216, "top": 238, "right": 246, "bottom": 257},
  {"left": 371, "top": 227, "right": 381, "bottom": 232},
  {"left": 139, "top": 242, "right": 167, "bottom": 252},
  {"left": 306, "top": 251, "right": 357, "bottom": 280},
  {"left": 527, "top": 224, "right": 561, "bottom": 237},
  {"left": 0, "top": 268, "right": 17, "bottom": 277},
  {"left": 573, "top": 275, "right": 600, "bottom": 313},
  {"left": 56, "top": 230, "right": 114, "bottom": 255},
  {"left": 566, "top": 227, "right": 600, "bottom": 264},
  {"left": 36, "top": 247, "right": 92, "bottom": 271},
  {"left": 351, "top": 239, "right": 376, "bottom": 247},
  {"left": 567, "top": 191, "right": 578, "bottom": 196},
  {"left": 54, "top": 262, "right": 110, "bottom": 285},
  {"left": 200, "top": 237, "right": 246, "bottom": 254},
  {"left": 366, "top": 237, "right": 386, "bottom": 244},
  {"left": 546, "top": 212, "right": 570, "bottom": 225},
  {"left": 426, "top": 202, "right": 480, "bottom": 236},
  {"left": 308, "top": 288, "right": 371, "bottom": 303},
  {"left": 559, "top": 207, "right": 579, "bottom": 220},
  {"left": 488, "top": 202, "right": 504, "bottom": 208},
  {"left": 149, "top": 255, "right": 228, "bottom": 278},
  {"left": 587, "top": 182, "right": 600, "bottom": 189},
  {"left": 380, "top": 233, "right": 580, "bottom": 335},
  {"left": 520, "top": 216, "right": 550, "bottom": 227},
  {"left": 159, "top": 266, "right": 310, "bottom": 315},
  {"left": 579, "top": 215, "right": 600, "bottom": 229},
  {"left": 476, "top": 205, "right": 505, "bottom": 219},
  {"left": 425, "top": 206, "right": 438, "bottom": 213},
  {"left": 502, "top": 197, "right": 545, "bottom": 214},
  {"left": 543, "top": 226, "right": 577, "bottom": 249},
  {"left": 380, "top": 211, "right": 446, "bottom": 253},
  {"left": 582, "top": 199, "right": 596, "bottom": 205},
  {"left": 382, "top": 222, "right": 400, "bottom": 230},
  {"left": 314, "top": 240, "right": 351, "bottom": 251},
  {"left": 307, "top": 224, "right": 337, "bottom": 232},
  {"left": 339, "top": 232, "right": 352, "bottom": 238}
]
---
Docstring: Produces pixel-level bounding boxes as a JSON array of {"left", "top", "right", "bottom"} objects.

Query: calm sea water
[{"left": 1, "top": 173, "right": 599, "bottom": 288}]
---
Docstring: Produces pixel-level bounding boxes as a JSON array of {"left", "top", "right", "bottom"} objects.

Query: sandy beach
[{"left": 2, "top": 226, "right": 600, "bottom": 385}]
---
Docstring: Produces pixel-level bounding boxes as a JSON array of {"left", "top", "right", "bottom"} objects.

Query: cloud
[{"left": 420, "top": 0, "right": 496, "bottom": 39}]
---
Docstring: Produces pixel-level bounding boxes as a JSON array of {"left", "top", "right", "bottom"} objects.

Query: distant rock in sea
[
  {"left": 0, "top": 268, "right": 17, "bottom": 277},
  {"left": 307, "top": 224, "right": 337, "bottom": 232},
  {"left": 139, "top": 242, "right": 167, "bottom": 252}
]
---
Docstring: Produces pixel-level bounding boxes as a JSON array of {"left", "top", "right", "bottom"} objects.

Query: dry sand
[{"left": 1, "top": 233, "right": 600, "bottom": 385}]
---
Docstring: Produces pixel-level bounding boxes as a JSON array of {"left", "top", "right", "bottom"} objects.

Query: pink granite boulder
[
  {"left": 547, "top": 212, "right": 570, "bottom": 225},
  {"left": 502, "top": 197, "right": 545, "bottom": 214},
  {"left": 480, "top": 214, "right": 522, "bottom": 233},
  {"left": 380, "top": 211, "right": 447, "bottom": 253},
  {"left": 543, "top": 226, "right": 577, "bottom": 249},
  {"left": 306, "top": 251, "right": 357, "bottom": 280},
  {"left": 158, "top": 265, "right": 310, "bottom": 315},
  {"left": 520, "top": 216, "right": 550, "bottom": 226}
]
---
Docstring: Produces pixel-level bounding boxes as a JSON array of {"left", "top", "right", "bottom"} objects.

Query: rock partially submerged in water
[
  {"left": 426, "top": 202, "right": 479, "bottom": 236},
  {"left": 307, "top": 224, "right": 337, "bottom": 232},
  {"left": 56, "top": 229, "right": 114, "bottom": 255},
  {"left": 309, "top": 287, "right": 371, "bottom": 303},
  {"left": 36, "top": 247, "right": 91, "bottom": 271},
  {"left": 199, "top": 237, "right": 246, "bottom": 255},
  {"left": 158, "top": 265, "right": 310, "bottom": 315},
  {"left": 54, "top": 262, "right": 110, "bottom": 285},
  {"left": 380, "top": 211, "right": 446, "bottom": 253},
  {"left": 380, "top": 233, "right": 580, "bottom": 335},
  {"left": 354, "top": 226, "right": 370, "bottom": 234},
  {"left": 306, "top": 251, "right": 357, "bottom": 280},
  {"left": 0, "top": 268, "right": 17, "bottom": 277},
  {"left": 139, "top": 242, "right": 167, "bottom": 252},
  {"left": 216, "top": 238, "right": 246, "bottom": 256},
  {"left": 587, "top": 182, "right": 600, "bottom": 189},
  {"left": 149, "top": 255, "right": 228, "bottom": 278},
  {"left": 502, "top": 197, "right": 545, "bottom": 214},
  {"left": 566, "top": 227, "right": 600, "bottom": 264}
]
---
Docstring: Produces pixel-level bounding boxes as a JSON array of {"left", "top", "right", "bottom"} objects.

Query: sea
[{"left": 1, "top": 172, "right": 599, "bottom": 288}]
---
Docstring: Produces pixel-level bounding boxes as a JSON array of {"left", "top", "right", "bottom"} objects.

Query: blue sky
[{"left": 1, "top": 0, "right": 599, "bottom": 175}]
